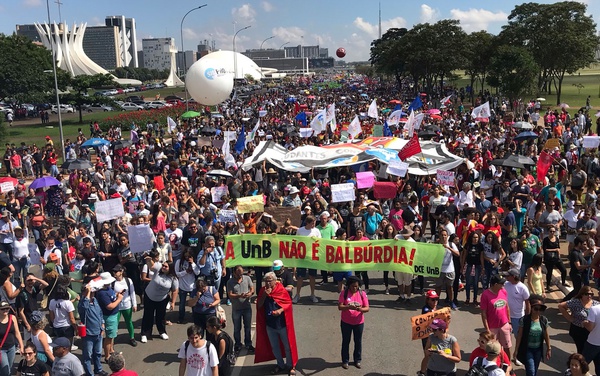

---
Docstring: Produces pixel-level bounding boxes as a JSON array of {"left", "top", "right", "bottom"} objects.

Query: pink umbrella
[
  {"left": 307, "top": 95, "right": 316, "bottom": 99},
  {"left": 427, "top": 109, "right": 441, "bottom": 115}
]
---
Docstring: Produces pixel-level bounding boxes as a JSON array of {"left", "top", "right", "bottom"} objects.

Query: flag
[
  {"left": 248, "top": 119, "right": 260, "bottom": 142},
  {"left": 398, "top": 133, "right": 421, "bottom": 161},
  {"left": 166, "top": 116, "right": 177, "bottom": 133},
  {"left": 387, "top": 109, "right": 406, "bottom": 125},
  {"left": 408, "top": 96, "right": 423, "bottom": 112},
  {"left": 347, "top": 115, "right": 362, "bottom": 139},
  {"left": 536, "top": 150, "right": 553, "bottom": 182},
  {"left": 310, "top": 109, "right": 327, "bottom": 135},
  {"left": 383, "top": 121, "right": 393, "bottom": 137},
  {"left": 234, "top": 124, "right": 246, "bottom": 154},
  {"left": 295, "top": 111, "right": 307, "bottom": 126},
  {"left": 326, "top": 103, "right": 337, "bottom": 132},
  {"left": 441, "top": 94, "right": 453, "bottom": 105},
  {"left": 404, "top": 110, "right": 425, "bottom": 138},
  {"left": 471, "top": 101, "right": 491, "bottom": 118},
  {"left": 223, "top": 128, "right": 231, "bottom": 156},
  {"left": 368, "top": 99, "right": 378, "bottom": 120},
  {"left": 294, "top": 102, "right": 300, "bottom": 115}
]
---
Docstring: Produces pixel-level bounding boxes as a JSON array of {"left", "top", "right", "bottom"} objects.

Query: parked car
[
  {"left": 166, "top": 99, "right": 183, "bottom": 106},
  {"left": 164, "top": 95, "right": 183, "bottom": 102},
  {"left": 51, "top": 104, "right": 74, "bottom": 114},
  {"left": 83, "top": 103, "right": 114, "bottom": 112},
  {"left": 121, "top": 102, "right": 144, "bottom": 111},
  {"left": 144, "top": 101, "right": 171, "bottom": 109}
]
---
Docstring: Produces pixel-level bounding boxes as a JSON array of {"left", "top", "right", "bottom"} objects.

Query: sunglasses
[
  {"left": 586, "top": 293, "right": 595, "bottom": 297},
  {"left": 532, "top": 306, "right": 546, "bottom": 312},
  {"left": 0, "top": 308, "right": 10, "bottom": 311},
  {"left": 23, "top": 352, "right": 35, "bottom": 356}
]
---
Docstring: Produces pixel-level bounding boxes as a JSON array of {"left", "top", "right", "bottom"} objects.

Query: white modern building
[
  {"left": 142, "top": 38, "right": 175, "bottom": 71},
  {"left": 105, "top": 16, "right": 138, "bottom": 68}
]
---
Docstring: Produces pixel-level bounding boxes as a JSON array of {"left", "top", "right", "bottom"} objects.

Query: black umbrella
[
  {"left": 111, "top": 139, "right": 132, "bottom": 150},
  {"left": 418, "top": 130, "right": 438, "bottom": 139},
  {"left": 490, "top": 154, "right": 535, "bottom": 169},
  {"left": 421, "top": 124, "right": 441, "bottom": 133},
  {"left": 61, "top": 158, "right": 93, "bottom": 171},
  {"left": 201, "top": 126, "right": 217, "bottom": 135}
]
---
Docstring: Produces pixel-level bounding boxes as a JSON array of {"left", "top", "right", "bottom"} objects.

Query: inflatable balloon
[
  {"left": 186, "top": 56, "right": 234, "bottom": 106},
  {"left": 336, "top": 47, "right": 346, "bottom": 58}
]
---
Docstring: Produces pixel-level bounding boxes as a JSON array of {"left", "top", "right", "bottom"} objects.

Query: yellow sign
[
  {"left": 544, "top": 138, "right": 560, "bottom": 150},
  {"left": 237, "top": 195, "right": 265, "bottom": 214}
]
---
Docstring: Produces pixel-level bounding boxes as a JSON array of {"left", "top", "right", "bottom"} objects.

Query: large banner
[{"left": 224, "top": 234, "right": 445, "bottom": 276}]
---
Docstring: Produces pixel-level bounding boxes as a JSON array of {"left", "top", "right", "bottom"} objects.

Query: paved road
[{"left": 92, "top": 270, "right": 577, "bottom": 376}]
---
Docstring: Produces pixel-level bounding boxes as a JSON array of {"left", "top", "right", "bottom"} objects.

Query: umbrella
[
  {"left": 513, "top": 121, "right": 534, "bottom": 130},
  {"left": 490, "top": 154, "right": 535, "bottom": 169},
  {"left": 206, "top": 169, "right": 233, "bottom": 178},
  {"left": 422, "top": 124, "right": 441, "bottom": 133},
  {"left": 29, "top": 176, "right": 60, "bottom": 190},
  {"left": 200, "top": 126, "right": 217, "bottom": 135},
  {"left": 430, "top": 114, "right": 443, "bottom": 121},
  {"left": 61, "top": 159, "right": 93, "bottom": 171},
  {"left": 81, "top": 138, "right": 110, "bottom": 147},
  {"left": 559, "top": 103, "right": 570, "bottom": 109},
  {"left": 388, "top": 99, "right": 402, "bottom": 104},
  {"left": 181, "top": 111, "right": 201, "bottom": 119},
  {"left": 112, "top": 139, "right": 132, "bottom": 150},
  {"left": 306, "top": 95, "right": 316, "bottom": 99},
  {"left": 536, "top": 98, "right": 546, "bottom": 101},
  {"left": 418, "top": 130, "right": 438, "bottom": 139},
  {"left": 514, "top": 131, "right": 539, "bottom": 142},
  {"left": 427, "top": 109, "right": 441, "bottom": 115},
  {"left": 381, "top": 109, "right": 391, "bottom": 114}
]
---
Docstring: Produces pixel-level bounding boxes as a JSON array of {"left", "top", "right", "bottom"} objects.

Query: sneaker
[
  {"left": 396, "top": 297, "right": 405, "bottom": 303},
  {"left": 226, "top": 300, "right": 232, "bottom": 306},
  {"left": 246, "top": 345, "right": 255, "bottom": 353},
  {"left": 355, "top": 362, "right": 362, "bottom": 369},
  {"left": 130, "top": 338, "right": 138, "bottom": 347},
  {"left": 310, "top": 295, "right": 318, "bottom": 303},
  {"left": 160, "top": 333, "right": 169, "bottom": 340},
  {"left": 342, "top": 363, "right": 349, "bottom": 369},
  {"left": 234, "top": 345, "right": 242, "bottom": 353},
  {"left": 405, "top": 298, "right": 412, "bottom": 304},
  {"left": 513, "top": 359, "right": 523, "bottom": 366},
  {"left": 95, "top": 371, "right": 109, "bottom": 376},
  {"left": 385, "top": 288, "right": 390, "bottom": 295},
  {"left": 140, "top": 335, "right": 148, "bottom": 343},
  {"left": 417, "top": 372, "right": 426, "bottom": 376},
  {"left": 292, "top": 294, "right": 299, "bottom": 304},
  {"left": 71, "top": 345, "right": 78, "bottom": 351},
  {"left": 450, "top": 302, "right": 458, "bottom": 311},
  {"left": 563, "top": 282, "right": 571, "bottom": 288}
]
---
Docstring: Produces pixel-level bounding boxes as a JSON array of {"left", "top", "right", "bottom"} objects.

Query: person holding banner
[
  {"left": 293, "top": 216, "right": 321, "bottom": 304},
  {"left": 423, "top": 319, "right": 461, "bottom": 376},
  {"left": 338, "top": 275, "right": 369, "bottom": 370}
]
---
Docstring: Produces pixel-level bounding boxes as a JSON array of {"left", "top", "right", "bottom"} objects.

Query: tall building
[
  {"left": 142, "top": 37, "right": 175, "bottom": 71},
  {"left": 15, "top": 24, "right": 41, "bottom": 42},
  {"left": 82, "top": 26, "right": 120, "bottom": 70},
  {"left": 105, "top": 16, "right": 138, "bottom": 68},
  {"left": 244, "top": 49, "right": 286, "bottom": 60},
  {"left": 175, "top": 51, "right": 197, "bottom": 75},
  {"left": 284, "top": 45, "right": 326, "bottom": 59}
]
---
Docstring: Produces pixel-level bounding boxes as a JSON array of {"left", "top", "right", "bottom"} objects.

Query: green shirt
[
  {"left": 317, "top": 223, "right": 335, "bottom": 239},
  {"left": 522, "top": 235, "right": 541, "bottom": 267},
  {"left": 527, "top": 320, "right": 543, "bottom": 349}
]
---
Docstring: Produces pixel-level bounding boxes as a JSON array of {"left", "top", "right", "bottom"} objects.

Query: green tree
[
  {"left": 62, "top": 73, "right": 116, "bottom": 124},
  {"left": 369, "top": 28, "right": 408, "bottom": 88},
  {"left": 501, "top": 1, "right": 599, "bottom": 105},
  {"left": 487, "top": 45, "right": 538, "bottom": 106},
  {"left": 463, "top": 31, "right": 496, "bottom": 105}
]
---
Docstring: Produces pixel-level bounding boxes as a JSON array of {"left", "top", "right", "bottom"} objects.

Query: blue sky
[{"left": 0, "top": 0, "right": 598, "bottom": 61}]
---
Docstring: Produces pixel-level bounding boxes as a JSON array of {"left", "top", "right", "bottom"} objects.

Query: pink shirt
[
  {"left": 389, "top": 208, "right": 404, "bottom": 231},
  {"left": 480, "top": 288, "right": 510, "bottom": 329},
  {"left": 339, "top": 289, "right": 368, "bottom": 325}
]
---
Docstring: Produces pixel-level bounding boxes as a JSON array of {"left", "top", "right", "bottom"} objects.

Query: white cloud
[
  {"left": 261, "top": 1, "right": 274, "bottom": 12},
  {"left": 22, "top": 0, "right": 42, "bottom": 7},
  {"left": 89, "top": 17, "right": 104, "bottom": 27},
  {"left": 420, "top": 4, "right": 440, "bottom": 23},
  {"left": 271, "top": 26, "right": 305, "bottom": 44},
  {"left": 353, "top": 16, "right": 407, "bottom": 39},
  {"left": 450, "top": 8, "right": 508, "bottom": 32},
  {"left": 232, "top": 4, "right": 256, "bottom": 22},
  {"left": 183, "top": 27, "right": 200, "bottom": 42}
]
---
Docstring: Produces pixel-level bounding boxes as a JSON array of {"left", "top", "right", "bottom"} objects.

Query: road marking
[{"left": 231, "top": 322, "right": 257, "bottom": 376}]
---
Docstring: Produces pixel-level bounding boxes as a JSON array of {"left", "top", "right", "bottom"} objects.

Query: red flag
[
  {"left": 398, "top": 133, "right": 422, "bottom": 161},
  {"left": 294, "top": 102, "right": 300, "bottom": 115},
  {"left": 537, "top": 150, "right": 553, "bottom": 182}
]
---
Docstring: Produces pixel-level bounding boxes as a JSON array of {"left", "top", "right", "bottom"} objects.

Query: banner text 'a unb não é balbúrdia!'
[{"left": 224, "top": 234, "right": 445, "bottom": 277}]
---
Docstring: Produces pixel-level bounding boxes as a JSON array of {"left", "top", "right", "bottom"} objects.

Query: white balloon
[{"left": 186, "top": 57, "right": 234, "bottom": 106}]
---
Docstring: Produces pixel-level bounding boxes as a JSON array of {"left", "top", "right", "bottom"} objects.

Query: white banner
[
  {"left": 386, "top": 161, "right": 409, "bottom": 177},
  {"left": 218, "top": 209, "right": 237, "bottom": 223},
  {"left": 95, "top": 198, "right": 125, "bottom": 223},
  {"left": 0, "top": 182, "right": 14, "bottom": 193},
  {"left": 299, "top": 128, "right": 314, "bottom": 138},
  {"left": 437, "top": 170, "right": 455, "bottom": 186},
  {"left": 128, "top": 224, "right": 155, "bottom": 254},
  {"left": 331, "top": 183, "right": 356, "bottom": 203},
  {"left": 211, "top": 186, "right": 229, "bottom": 203},
  {"left": 583, "top": 136, "right": 600, "bottom": 149}
]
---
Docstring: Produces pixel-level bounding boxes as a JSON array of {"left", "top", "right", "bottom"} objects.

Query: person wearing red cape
[{"left": 255, "top": 272, "right": 298, "bottom": 375}]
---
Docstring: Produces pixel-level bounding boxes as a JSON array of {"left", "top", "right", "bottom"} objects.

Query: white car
[
  {"left": 84, "top": 103, "right": 114, "bottom": 112},
  {"left": 121, "top": 102, "right": 144, "bottom": 111},
  {"left": 51, "top": 104, "right": 74, "bottom": 114},
  {"left": 144, "top": 101, "right": 171, "bottom": 109},
  {"left": 0, "top": 106, "right": 13, "bottom": 115}
]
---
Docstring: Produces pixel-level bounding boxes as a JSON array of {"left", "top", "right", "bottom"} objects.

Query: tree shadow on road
[{"left": 143, "top": 351, "right": 180, "bottom": 366}]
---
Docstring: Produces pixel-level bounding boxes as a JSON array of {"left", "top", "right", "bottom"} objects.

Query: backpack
[
  {"left": 216, "top": 331, "right": 237, "bottom": 367},
  {"left": 466, "top": 357, "right": 499, "bottom": 376},
  {"left": 184, "top": 339, "right": 212, "bottom": 365},
  {"left": 343, "top": 287, "right": 365, "bottom": 305}
]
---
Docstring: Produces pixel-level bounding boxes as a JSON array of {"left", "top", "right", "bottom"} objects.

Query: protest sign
[
  {"left": 211, "top": 186, "right": 229, "bottom": 203},
  {"left": 95, "top": 198, "right": 125, "bottom": 223},
  {"left": 127, "top": 225, "right": 155, "bottom": 254},
  {"left": 411, "top": 307, "right": 451, "bottom": 340},
  {"left": 264, "top": 206, "right": 302, "bottom": 227},
  {"left": 331, "top": 183, "right": 356, "bottom": 203},
  {"left": 544, "top": 138, "right": 560, "bottom": 150},
  {"left": 153, "top": 176, "right": 165, "bottom": 191},
  {"left": 224, "top": 234, "right": 445, "bottom": 276},
  {"left": 212, "top": 139, "right": 225, "bottom": 149},
  {"left": 218, "top": 209, "right": 237, "bottom": 223},
  {"left": 197, "top": 137, "right": 212, "bottom": 147},
  {"left": 372, "top": 125, "right": 383, "bottom": 137},
  {"left": 373, "top": 182, "right": 397, "bottom": 199},
  {"left": 436, "top": 170, "right": 455, "bottom": 187},
  {"left": 237, "top": 195, "right": 264, "bottom": 214},
  {"left": 386, "top": 161, "right": 409, "bottom": 177},
  {"left": 0, "top": 182, "right": 13, "bottom": 193},
  {"left": 28, "top": 244, "right": 41, "bottom": 266},
  {"left": 583, "top": 136, "right": 600, "bottom": 149},
  {"left": 356, "top": 171, "right": 375, "bottom": 189}
]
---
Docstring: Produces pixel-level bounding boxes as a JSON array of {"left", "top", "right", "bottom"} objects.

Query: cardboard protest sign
[
  {"left": 237, "top": 195, "right": 264, "bottom": 214},
  {"left": 218, "top": 209, "right": 237, "bottom": 223},
  {"left": 224, "top": 234, "right": 445, "bottom": 276},
  {"left": 264, "top": 206, "right": 302, "bottom": 227},
  {"left": 211, "top": 186, "right": 229, "bottom": 203},
  {"left": 197, "top": 137, "right": 212, "bottom": 147},
  {"left": 373, "top": 181, "right": 397, "bottom": 199},
  {"left": 544, "top": 138, "right": 560, "bottom": 150},
  {"left": 436, "top": 170, "right": 455, "bottom": 187},
  {"left": 331, "top": 183, "right": 356, "bottom": 203},
  {"left": 95, "top": 198, "right": 125, "bottom": 223},
  {"left": 411, "top": 307, "right": 451, "bottom": 340},
  {"left": 356, "top": 171, "right": 375, "bottom": 189},
  {"left": 127, "top": 224, "right": 155, "bottom": 254},
  {"left": 212, "top": 139, "right": 225, "bottom": 149}
]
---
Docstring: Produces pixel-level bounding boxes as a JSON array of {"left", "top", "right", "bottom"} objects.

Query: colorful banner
[
  {"left": 411, "top": 307, "right": 451, "bottom": 340},
  {"left": 237, "top": 195, "right": 265, "bottom": 214},
  {"left": 224, "top": 234, "right": 445, "bottom": 276}
]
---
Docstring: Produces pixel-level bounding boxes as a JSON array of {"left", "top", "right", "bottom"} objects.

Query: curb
[{"left": 551, "top": 269, "right": 573, "bottom": 298}]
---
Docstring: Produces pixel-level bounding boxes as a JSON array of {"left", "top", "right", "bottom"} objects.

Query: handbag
[
  {"left": 216, "top": 304, "right": 227, "bottom": 329},
  {"left": 40, "top": 277, "right": 58, "bottom": 310},
  {"left": 0, "top": 314, "right": 13, "bottom": 363}
]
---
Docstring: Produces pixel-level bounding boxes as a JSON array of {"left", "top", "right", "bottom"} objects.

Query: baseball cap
[
  {"left": 429, "top": 318, "right": 447, "bottom": 330},
  {"left": 485, "top": 340, "right": 502, "bottom": 356},
  {"left": 489, "top": 274, "right": 506, "bottom": 286},
  {"left": 425, "top": 290, "right": 439, "bottom": 299},
  {"left": 273, "top": 260, "right": 283, "bottom": 271},
  {"left": 54, "top": 337, "right": 71, "bottom": 348},
  {"left": 501, "top": 268, "right": 520, "bottom": 278}
]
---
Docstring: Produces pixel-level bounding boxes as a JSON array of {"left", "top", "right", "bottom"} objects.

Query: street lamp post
[
  {"left": 279, "top": 41, "right": 289, "bottom": 57},
  {"left": 45, "top": 0, "right": 65, "bottom": 162},
  {"left": 180, "top": 4, "right": 207, "bottom": 112},
  {"left": 260, "top": 35, "right": 275, "bottom": 50},
  {"left": 233, "top": 25, "right": 251, "bottom": 80}
]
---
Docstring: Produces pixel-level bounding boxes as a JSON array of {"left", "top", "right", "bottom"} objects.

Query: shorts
[
  {"left": 333, "top": 271, "right": 352, "bottom": 282},
  {"left": 491, "top": 322, "right": 512, "bottom": 349},
  {"left": 297, "top": 268, "right": 317, "bottom": 278},
  {"left": 435, "top": 272, "right": 455, "bottom": 288},
  {"left": 104, "top": 314, "right": 119, "bottom": 339},
  {"left": 396, "top": 272, "right": 414, "bottom": 286}
]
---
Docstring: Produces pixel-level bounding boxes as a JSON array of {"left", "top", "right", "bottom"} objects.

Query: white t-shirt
[
  {"left": 587, "top": 306, "right": 600, "bottom": 345},
  {"left": 178, "top": 340, "right": 219, "bottom": 376},
  {"left": 296, "top": 226, "right": 322, "bottom": 238},
  {"left": 49, "top": 299, "right": 74, "bottom": 328},
  {"left": 504, "top": 281, "right": 530, "bottom": 319},
  {"left": 441, "top": 242, "right": 457, "bottom": 273},
  {"left": 112, "top": 278, "right": 137, "bottom": 311}
]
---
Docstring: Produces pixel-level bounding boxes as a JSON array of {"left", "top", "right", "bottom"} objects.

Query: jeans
[
  {"left": 178, "top": 289, "right": 192, "bottom": 322},
  {"left": 266, "top": 325, "right": 292, "bottom": 369},
  {"left": 341, "top": 321, "right": 363, "bottom": 364},
  {"left": 570, "top": 323, "right": 589, "bottom": 354},
  {"left": 483, "top": 260, "right": 498, "bottom": 290},
  {"left": 584, "top": 341, "right": 600, "bottom": 375},
  {"left": 0, "top": 345, "right": 15, "bottom": 376},
  {"left": 524, "top": 347, "right": 543, "bottom": 376},
  {"left": 82, "top": 333, "right": 103, "bottom": 376},
  {"left": 564, "top": 272, "right": 584, "bottom": 301},
  {"left": 0, "top": 244, "right": 12, "bottom": 261},
  {"left": 511, "top": 317, "right": 522, "bottom": 336},
  {"left": 232, "top": 307, "right": 252, "bottom": 348},
  {"left": 465, "top": 264, "right": 481, "bottom": 301},
  {"left": 141, "top": 293, "right": 168, "bottom": 336},
  {"left": 12, "top": 257, "right": 29, "bottom": 285}
]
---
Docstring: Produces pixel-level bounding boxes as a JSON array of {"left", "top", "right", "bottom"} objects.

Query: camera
[{"left": 203, "top": 268, "right": 219, "bottom": 286}]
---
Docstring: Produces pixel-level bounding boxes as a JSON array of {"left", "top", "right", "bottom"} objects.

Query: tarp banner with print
[{"left": 224, "top": 234, "right": 444, "bottom": 276}]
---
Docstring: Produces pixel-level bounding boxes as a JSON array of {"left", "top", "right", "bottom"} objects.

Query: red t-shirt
[
  {"left": 468, "top": 347, "right": 511, "bottom": 367},
  {"left": 111, "top": 370, "right": 139, "bottom": 376}
]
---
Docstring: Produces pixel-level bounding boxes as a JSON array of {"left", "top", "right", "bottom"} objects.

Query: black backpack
[
  {"left": 216, "top": 331, "right": 237, "bottom": 367},
  {"left": 466, "top": 357, "right": 499, "bottom": 376},
  {"left": 184, "top": 339, "right": 212, "bottom": 365}
]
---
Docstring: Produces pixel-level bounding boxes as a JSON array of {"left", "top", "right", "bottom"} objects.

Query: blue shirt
[
  {"left": 95, "top": 288, "right": 119, "bottom": 316},
  {"left": 78, "top": 297, "right": 104, "bottom": 336},
  {"left": 197, "top": 247, "right": 224, "bottom": 280}
]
